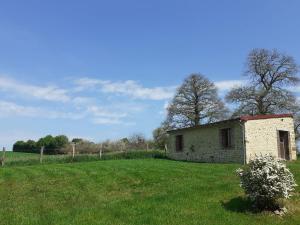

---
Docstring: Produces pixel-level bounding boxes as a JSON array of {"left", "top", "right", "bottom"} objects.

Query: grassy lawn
[{"left": 0, "top": 156, "right": 299, "bottom": 225}]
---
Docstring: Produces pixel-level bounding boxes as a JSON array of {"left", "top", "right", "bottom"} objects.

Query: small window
[
  {"left": 220, "top": 128, "right": 232, "bottom": 148},
  {"left": 175, "top": 135, "right": 183, "bottom": 152}
]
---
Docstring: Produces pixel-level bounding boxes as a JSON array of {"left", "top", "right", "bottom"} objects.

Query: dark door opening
[
  {"left": 278, "top": 131, "right": 290, "bottom": 160},
  {"left": 175, "top": 135, "right": 183, "bottom": 152}
]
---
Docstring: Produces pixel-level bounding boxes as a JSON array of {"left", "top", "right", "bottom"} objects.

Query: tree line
[
  {"left": 153, "top": 48, "right": 300, "bottom": 149},
  {"left": 13, "top": 135, "right": 69, "bottom": 154}
]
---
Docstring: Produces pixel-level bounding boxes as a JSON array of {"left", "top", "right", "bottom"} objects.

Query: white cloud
[
  {"left": 87, "top": 105, "right": 127, "bottom": 118},
  {"left": 100, "top": 80, "right": 176, "bottom": 100},
  {"left": 73, "top": 77, "right": 102, "bottom": 92},
  {"left": 292, "top": 85, "right": 300, "bottom": 93},
  {"left": 0, "top": 76, "right": 70, "bottom": 102},
  {"left": 0, "top": 100, "right": 134, "bottom": 125},
  {"left": 0, "top": 101, "right": 39, "bottom": 117},
  {"left": 72, "top": 96, "right": 95, "bottom": 109},
  {"left": 92, "top": 117, "right": 123, "bottom": 125},
  {"left": 159, "top": 101, "right": 170, "bottom": 115},
  {"left": 87, "top": 105, "right": 130, "bottom": 125},
  {"left": 0, "top": 76, "right": 253, "bottom": 127},
  {"left": 0, "top": 100, "right": 84, "bottom": 120},
  {"left": 74, "top": 78, "right": 176, "bottom": 100},
  {"left": 215, "top": 80, "right": 245, "bottom": 91},
  {"left": 0, "top": 130, "right": 42, "bottom": 150},
  {"left": 75, "top": 78, "right": 248, "bottom": 99}
]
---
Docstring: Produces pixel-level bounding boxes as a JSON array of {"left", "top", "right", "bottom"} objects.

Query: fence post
[
  {"left": 1, "top": 147, "right": 6, "bottom": 167},
  {"left": 164, "top": 144, "right": 168, "bottom": 156},
  {"left": 40, "top": 146, "right": 44, "bottom": 163},
  {"left": 123, "top": 142, "right": 127, "bottom": 153},
  {"left": 99, "top": 143, "right": 103, "bottom": 159},
  {"left": 120, "top": 142, "right": 125, "bottom": 153},
  {"left": 71, "top": 143, "right": 76, "bottom": 160},
  {"left": 120, "top": 142, "right": 123, "bottom": 152}
]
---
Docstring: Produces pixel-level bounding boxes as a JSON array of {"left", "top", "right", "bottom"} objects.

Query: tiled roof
[
  {"left": 167, "top": 114, "right": 293, "bottom": 133},
  {"left": 239, "top": 114, "right": 293, "bottom": 121}
]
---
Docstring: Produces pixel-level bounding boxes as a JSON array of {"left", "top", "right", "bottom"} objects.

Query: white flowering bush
[{"left": 236, "top": 155, "right": 297, "bottom": 210}]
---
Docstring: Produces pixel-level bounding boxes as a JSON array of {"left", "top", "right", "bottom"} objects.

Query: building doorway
[{"left": 278, "top": 131, "right": 290, "bottom": 160}]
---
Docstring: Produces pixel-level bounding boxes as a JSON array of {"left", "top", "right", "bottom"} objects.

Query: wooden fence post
[
  {"left": 40, "top": 146, "right": 44, "bottom": 163},
  {"left": 120, "top": 142, "right": 125, "bottom": 153},
  {"left": 71, "top": 143, "right": 76, "bottom": 160},
  {"left": 164, "top": 144, "right": 168, "bottom": 156},
  {"left": 1, "top": 147, "right": 6, "bottom": 167},
  {"left": 123, "top": 142, "right": 127, "bottom": 153},
  {"left": 99, "top": 143, "right": 103, "bottom": 159}
]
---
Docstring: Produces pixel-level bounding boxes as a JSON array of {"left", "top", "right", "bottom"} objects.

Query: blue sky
[{"left": 0, "top": 0, "right": 300, "bottom": 149}]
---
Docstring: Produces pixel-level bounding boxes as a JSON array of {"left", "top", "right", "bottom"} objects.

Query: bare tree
[
  {"left": 128, "top": 133, "right": 146, "bottom": 150},
  {"left": 294, "top": 114, "right": 300, "bottom": 141},
  {"left": 226, "top": 49, "right": 300, "bottom": 116},
  {"left": 166, "top": 73, "right": 228, "bottom": 128}
]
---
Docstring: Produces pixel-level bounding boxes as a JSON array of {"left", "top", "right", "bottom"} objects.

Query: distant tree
[
  {"left": 153, "top": 122, "right": 170, "bottom": 150},
  {"left": 166, "top": 73, "right": 228, "bottom": 128},
  {"left": 13, "top": 135, "right": 70, "bottom": 154},
  {"left": 295, "top": 114, "right": 300, "bottom": 141},
  {"left": 13, "top": 140, "right": 26, "bottom": 152},
  {"left": 55, "top": 135, "right": 69, "bottom": 146},
  {"left": 74, "top": 140, "right": 100, "bottom": 154},
  {"left": 120, "top": 137, "right": 129, "bottom": 144},
  {"left": 13, "top": 140, "right": 38, "bottom": 153},
  {"left": 26, "top": 140, "right": 38, "bottom": 153},
  {"left": 37, "top": 135, "right": 68, "bottom": 154},
  {"left": 71, "top": 138, "right": 83, "bottom": 143},
  {"left": 120, "top": 137, "right": 129, "bottom": 150},
  {"left": 128, "top": 133, "right": 146, "bottom": 150},
  {"left": 226, "top": 49, "right": 300, "bottom": 116},
  {"left": 37, "top": 135, "right": 52, "bottom": 147}
]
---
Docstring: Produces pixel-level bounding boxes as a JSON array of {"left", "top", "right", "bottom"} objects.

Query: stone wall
[
  {"left": 167, "top": 121, "right": 244, "bottom": 163},
  {"left": 244, "top": 117, "right": 297, "bottom": 162}
]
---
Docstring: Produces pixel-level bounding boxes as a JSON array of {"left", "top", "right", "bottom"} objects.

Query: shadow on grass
[{"left": 221, "top": 196, "right": 258, "bottom": 213}]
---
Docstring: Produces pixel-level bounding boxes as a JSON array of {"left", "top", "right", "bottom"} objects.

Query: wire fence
[{"left": 0, "top": 146, "right": 167, "bottom": 167}]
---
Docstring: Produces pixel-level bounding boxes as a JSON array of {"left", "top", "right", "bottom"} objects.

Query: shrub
[
  {"left": 37, "top": 135, "right": 69, "bottom": 154},
  {"left": 73, "top": 140, "right": 100, "bottom": 154},
  {"left": 13, "top": 141, "right": 26, "bottom": 152},
  {"left": 54, "top": 135, "right": 69, "bottom": 148},
  {"left": 101, "top": 139, "right": 125, "bottom": 152},
  {"left": 236, "top": 154, "right": 297, "bottom": 210},
  {"left": 13, "top": 140, "right": 38, "bottom": 153}
]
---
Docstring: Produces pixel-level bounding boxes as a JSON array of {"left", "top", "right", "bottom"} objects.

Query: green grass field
[
  {"left": 0, "top": 153, "right": 299, "bottom": 225},
  {"left": 3, "top": 150, "right": 166, "bottom": 166}
]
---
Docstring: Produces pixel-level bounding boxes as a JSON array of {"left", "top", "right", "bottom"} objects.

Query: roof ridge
[
  {"left": 167, "top": 114, "right": 293, "bottom": 133},
  {"left": 239, "top": 113, "right": 293, "bottom": 121}
]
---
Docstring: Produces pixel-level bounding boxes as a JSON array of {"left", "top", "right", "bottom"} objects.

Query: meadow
[
  {"left": 3, "top": 150, "right": 166, "bottom": 166},
  {"left": 0, "top": 152, "right": 299, "bottom": 225}
]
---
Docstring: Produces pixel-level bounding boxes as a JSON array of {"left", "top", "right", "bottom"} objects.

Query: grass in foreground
[{"left": 0, "top": 158, "right": 299, "bottom": 225}]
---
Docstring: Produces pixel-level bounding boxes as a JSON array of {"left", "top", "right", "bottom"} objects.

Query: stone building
[{"left": 167, "top": 114, "right": 297, "bottom": 164}]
